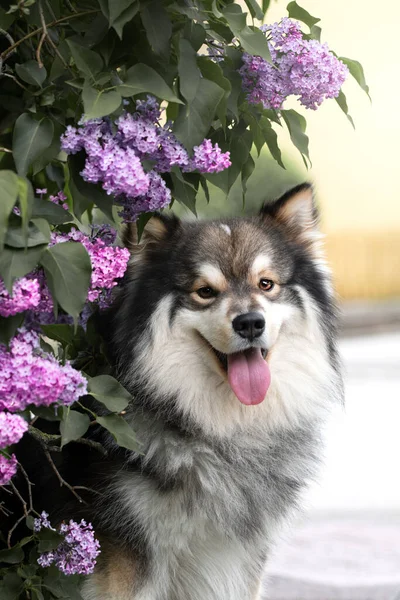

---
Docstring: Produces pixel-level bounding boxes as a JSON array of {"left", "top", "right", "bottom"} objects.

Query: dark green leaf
[
  {"left": 281, "top": 109, "right": 310, "bottom": 168},
  {"left": 0, "top": 314, "right": 25, "bottom": 345},
  {"left": 260, "top": 118, "right": 285, "bottom": 168},
  {"left": 82, "top": 84, "right": 122, "bottom": 119},
  {"left": 118, "top": 64, "right": 182, "bottom": 103},
  {"left": 96, "top": 413, "right": 140, "bottom": 452},
  {"left": 60, "top": 408, "right": 90, "bottom": 447},
  {"left": 171, "top": 172, "right": 197, "bottom": 215},
  {"left": 31, "top": 121, "right": 63, "bottom": 176},
  {"left": 183, "top": 21, "right": 206, "bottom": 51},
  {"left": 335, "top": 90, "right": 355, "bottom": 128},
  {"left": 340, "top": 56, "right": 370, "bottom": 98},
  {"left": 241, "top": 153, "right": 255, "bottom": 195},
  {"left": 112, "top": 2, "right": 139, "bottom": 38},
  {"left": 197, "top": 57, "right": 231, "bottom": 127},
  {"left": 0, "top": 572, "right": 23, "bottom": 600},
  {"left": 0, "top": 245, "right": 47, "bottom": 292},
  {"left": 68, "top": 153, "right": 115, "bottom": 222},
  {"left": 174, "top": 79, "right": 225, "bottom": 150},
  {"left": 66, "top": 40, "right": 103, "bottom": 81},
  {"left": 140, "top": 0, "right": 172, "bottom": 57},
  {"left": 12, "top": 114, "right": 54, "bottom": 177},
  {"left": 262, "top": 0, "right": 270, "bottom": 13},
  {"left": 31, "top": 589, "right": 44, "bottom": 600},
  {"left": 136, "top": 212, "right": 153, "bottom": 242},
  {"left": 15, "top": 60, "right": 47, "bottom": 87},
  {"left": 0, "top": 545, "right": 24, "bottom": 564},
  {"left": 0, "top": 170, "right": 19, "bottom": 251},
  {"left": 87, "top": 375, "right": 131, "bottom": 412},
  {"left": 31, "top": 406, "right": 61, "bottom": 422},
  {"left": 41, "top": 324, "right": 76, "bottom": 346},
  {"left": 178, "top": 39, "right": 201, "bottom": 103},
  {"left": 37, "top": 528, "right": 64, "bottom": 553},
  {"left": 26, "top": 516, "right": 35, "bottom": 530},
  {"left": 5, "top": 218, "right": 51, "bottom": 248},
  {"left": 32, "top": 196, "right": 72, "bottom": 224},
  {"left": 16, "top": 176, "right": 34, "bottom": 239},
  {"left": 207, "top": 130, "right": 252, "bottom": 194},
  {"left": 40, "top": 242, "right": 92, "bottom": 321},
  {"left": 244, "top": 0, "right": 264, "bottom": 20},
  {"left": 222, "top": 5, "right": 271, "bottom": 62},
  {"left": 287, "top": 1, "right": 320, "bottom": 29},
  {"left": 108, "top": 0, "right": 137, "bottom": 24}
]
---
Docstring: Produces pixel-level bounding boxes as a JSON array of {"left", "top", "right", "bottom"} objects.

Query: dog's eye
[
  {"left": 197, "top": 287, "right": 218, "bottom": 299},
  {"left": 259, "top": 278, "right": 274, "bottom": 292}
]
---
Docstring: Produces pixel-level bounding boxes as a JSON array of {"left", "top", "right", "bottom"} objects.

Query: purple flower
[
  {"left": 0, "top": 454, "right": 17, "bottom": 485},
  {"left": 187, "top": 139, "right": 231, "bottom": 173},
  {"left": 49, "top": 191, "right": 69, "bottom": 211},
  {"left": 0, "top": 329, "right": 88, "bottom": 413},
  {"left": 36, "top": 515, "right": 100, "bottom": 576},
  {"left": 0, "top": 277, "right": 41, "bottom": 317},
  {"left": 239, "top": 18, "right": 349, "bottom": 110},
  {"left": 0, "top": 413, "right": 28, "bottom": 449},
  {"left": 36, "top": 188, "right": 47, "bottom": 196},
  {"left": 61, "top": 96, "right": 231, "bottom": 223}
]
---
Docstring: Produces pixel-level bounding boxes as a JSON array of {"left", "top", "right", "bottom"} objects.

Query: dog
[
  {"left": 77, "top": 182, "right": 343, "bottom": 599},
  {"left": 2, "top": 183, "right": 342, "bottom": 599}
]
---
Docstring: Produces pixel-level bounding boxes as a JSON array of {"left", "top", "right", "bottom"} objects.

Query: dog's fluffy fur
[{"left": 7, "top": 184, "right": 344, "bottom": 600}]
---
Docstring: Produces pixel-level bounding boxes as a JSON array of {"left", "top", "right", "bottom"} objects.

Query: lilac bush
[{"left": 61, "top": 97, "right": 231, "bottom": 222}]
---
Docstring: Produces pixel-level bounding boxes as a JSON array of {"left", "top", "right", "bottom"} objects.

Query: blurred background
[{"left": 178, "top": 0, "right": 400, "bottom": 597}]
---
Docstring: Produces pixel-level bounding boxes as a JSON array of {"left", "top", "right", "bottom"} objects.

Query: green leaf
[
  {"left": 87, "top": 375, "right": 131, "bottom": 412},
  {"left": 262, "top": 0, "right": 271, "bottom": 13},
  {"left": 242, "top": 153, "right": 255, "bottom": 195},
  {"left": 40, "top": 242, "right": 92, "bottom": 321},
  {"left": 5, "top": 217, "right": 50, "bottom": 248},
  {"left": 60, "top": 408, "right": 90, "bottom": 447},
  {"left": 260, "top": 118, "right": 285, "bottom": 168},
  {"left": 287, "top": 1, "right": 320, "bottom": 29},
  {"left": 173, "top": 79, "right": 225, "bottom": 150},
  {"left": 340, "top": 56, "right": 370, "bottom": 98},
  {"left": 222, "top": 5, "right": 271, "bottom": 62},
  {"left": 68, "top": 153, "right": 115, "bottom": 222},
  {"left": 15, "top": 60, "right": 47, "bottom": 87},
  {"left": 178, "top": 39, "right": 201, "bottom": 103},
  {"left": 281, "top": 109, "right": 310, "bottom": 168},
  {"left": 118, "top": 63, "right": 182, "bottom": 103},
  {"left": 207, "top": 130, "right": 252, "bottom": 194},
  {"left": 0, "top": 573, "right": 23, "bottom": 600},
  {"left": 0, "top": 314, "right": 25, "bottom": 345},
  {"left": 335, "top": 90, "right": 355, "bottom": 129},
  {"left": 32, "top": 196, "right": 72, "bottom": 224},
  {"left": 37, "top": 528, "right": 65, "bottom": 553},
  {"left": 0, "top": 545, "right": 24, "bottom": 564},
  {"left": 12, "top": 114, "right": 54, "bottom": 177},
  {"left": 197, "top": 57, "right": 231, "bottom": 128},
  {"left": 108, "top": 0, "right": 136, "bottom": 24},
  {"left": 183, "top": 21, "right": 206, "bottom": 51},
  {"left": 82, "top": 84, "right": 122, "bottom": 119},
  {"left": 96, "top": 413, "right": 140, "bottom": 452},
  {"left": 112, "top": 2, "right": 139, "bottom": 38},
  {"left": 66, "top": 40, "right": 103, "bottom": 81},
  {"left": 0, "top": 170, "right": 19, "bottom": 251},
  {"left": 136, "top": 212, "right": 153, "bottom": 242},
  {"left": 0, "top": 245, "right": 46, "bottom": 292},
  {"left": 41, "top": 324, "right": 76, "bottom": 346},
  {"left": 140, "top": 0, "right": 172, "bottom": 57},
  {"left": 244, "top": 0, "right": 264, "bottom": 21},
  {"left": 171, "top": 172, "right": 197, "bottom": 215},
  {"left": 17, "top": 176, "right": 34, "bottom": 240}
]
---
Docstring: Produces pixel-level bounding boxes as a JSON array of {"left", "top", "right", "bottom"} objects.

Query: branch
[
  {"left": 28, "top": 424, "right": 107, "bottom": 456},
  {"left": 43, "top": 447, "right": 87, "bottom": 505},
  {"left": 0, "top": 9, "right": 100, "bottom": 60}
]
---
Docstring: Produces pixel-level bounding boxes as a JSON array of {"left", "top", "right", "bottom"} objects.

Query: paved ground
[{"left": 263, "top": 327, "right": 400, "bottom": 600}]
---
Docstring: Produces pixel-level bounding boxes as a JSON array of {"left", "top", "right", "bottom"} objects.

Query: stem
[{"left": 0, "top": 9, "right": 100, "bottom": 60}]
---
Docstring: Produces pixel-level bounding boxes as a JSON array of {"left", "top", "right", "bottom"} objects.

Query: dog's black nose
[{"left": 232, "top": 312, "right": 265, "bottom": 341}]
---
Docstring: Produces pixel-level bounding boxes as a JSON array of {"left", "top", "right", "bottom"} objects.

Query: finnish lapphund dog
[{"left": 9, "top": 184, "right": 344, "bottom": 599}]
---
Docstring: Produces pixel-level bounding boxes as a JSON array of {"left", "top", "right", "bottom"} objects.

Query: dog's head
[{"left": 112, "top": 184, "right": 342, "bottom": 437}]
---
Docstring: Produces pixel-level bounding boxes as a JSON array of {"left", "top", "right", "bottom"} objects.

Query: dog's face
[{"left": 113, "top": 184, "right": 342, "bottom": 437}]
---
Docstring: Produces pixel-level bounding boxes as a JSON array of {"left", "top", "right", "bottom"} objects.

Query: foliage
[{"left": 0, "top": 0, "right": 368, "bottom": 596}]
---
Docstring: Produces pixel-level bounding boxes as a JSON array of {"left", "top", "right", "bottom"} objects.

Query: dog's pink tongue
[{"left": 227, "top": 348, "right": 271, "bottom": 406}]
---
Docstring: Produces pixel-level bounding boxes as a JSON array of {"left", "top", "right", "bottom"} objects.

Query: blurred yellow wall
[{"left": 266, "top": 0, "right": 400, "bottom": 299}]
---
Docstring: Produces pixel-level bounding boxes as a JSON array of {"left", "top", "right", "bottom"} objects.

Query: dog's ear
[
  {"left": 260, "top": 183, "right": 321, "bottom": 254},
  {"left": 122, "top": 213, "right": 181, "bottom": 253}
]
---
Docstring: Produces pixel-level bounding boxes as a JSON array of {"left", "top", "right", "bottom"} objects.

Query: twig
[
  {"left": 64, "top": 0, "right": 77, "bottom": 13},
  {"left": 43, "top": 448, "right": 87, "bottom": 504},
  {"left": 0, "top": 9, "right": 100, "bottom": 60},
  {"left": 36, "top": 0, "right": 48, "bottom": 68},
  {"left": 0, "top": 147, "right": 12, "bottom": 153},
  {"left": 29, "top": 424, "right": 107, "bottom": 456},
  {"left": 0, "top": 72, "right": 29, "bottom": 91},
  {"left": 70, "top": 436, "right": 108, "bottom": 456},
  {"left": 7, "top": 514, "right": 27, "bottom": 548}
]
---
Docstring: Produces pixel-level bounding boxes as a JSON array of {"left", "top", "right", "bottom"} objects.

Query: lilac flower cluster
[
  {"left": 0, "top": 277, "right": 41, "bottom": 317},
  {"left": 49, "top": 190, "right": 69, "bottom": 211},
  {"left": 239, "top": 18, "right": 349, "bottom": 110},
  {"left": 61, "top": 96, "right": 231, "bottom": 222},
  {"left": 0, "top": 412, "right": 28, "bottom": 448},
  {"left": 52, "top": 228, "right": 130, "bottom": 305},
  {"left": 0, "top": 329, "right": 88, "bottom": 413},
  {"left": 0, "top": 454, "right": 17, "bottom": 485},
  {"left": 35, "top": 512, "right": 100, "bottom": 575}
]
